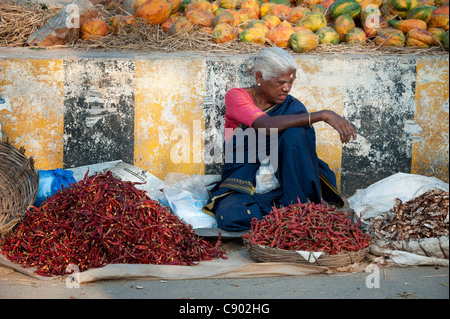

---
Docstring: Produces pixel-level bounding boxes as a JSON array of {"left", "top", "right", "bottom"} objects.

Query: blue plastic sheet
[{"left": 34, "top": 169, "right": 76, "bottom": 207}]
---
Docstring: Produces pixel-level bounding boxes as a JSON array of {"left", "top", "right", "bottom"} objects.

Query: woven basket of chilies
[
  {"left": 242, "top": 201, "right": 370, "bottom": 268},
  {"left": 0, "top": 139, "right": 39, "bottom": 238}
]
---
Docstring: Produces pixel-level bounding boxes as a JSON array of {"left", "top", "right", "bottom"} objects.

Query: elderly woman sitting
[{"left": 203, "top": 47, "right": 356, "bottom": 231}]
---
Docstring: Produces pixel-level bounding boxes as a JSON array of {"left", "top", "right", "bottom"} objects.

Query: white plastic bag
[
  {"left": 255, "top": 159, "right": 280, "bottom": 194},
  {"left": 348, "top": 172, "right": 449, "bottom": 225},
  {"left": 163, "top": 173, "right": 217, "bottom": 229}
]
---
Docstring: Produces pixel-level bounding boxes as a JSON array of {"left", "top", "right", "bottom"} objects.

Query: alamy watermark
[{"left": 65, "top": 4, "right": 80, "bottom": 29}]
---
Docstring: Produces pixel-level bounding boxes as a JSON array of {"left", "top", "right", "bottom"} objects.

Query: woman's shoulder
[{"left": 226, "top": 87, "right": 252, "bottom": 96}]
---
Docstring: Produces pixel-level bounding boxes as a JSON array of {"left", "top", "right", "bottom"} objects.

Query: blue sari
[{"left": 203, "top": 94, "right": 343, "bottom": 231}]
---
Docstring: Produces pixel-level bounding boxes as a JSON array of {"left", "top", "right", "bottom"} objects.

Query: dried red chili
[
  {"left": 0, "top": 170, "right": 226, "bottom": 276},
  {"left": 242, "top": 200, "right": 369, "bottom": 254}
]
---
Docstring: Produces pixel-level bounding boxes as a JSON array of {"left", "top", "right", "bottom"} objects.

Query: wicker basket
[
  {"left": 243, "top": 237, "right": 368, "bottom": 268},
  {"left": 0, "top": 140, "right": 39, "bottom": 237}
]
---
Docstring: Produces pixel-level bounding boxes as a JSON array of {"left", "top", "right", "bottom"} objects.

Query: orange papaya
[
  {"left": 267, "top": 25, "right": 295, "bottom": 47},
  {"left": 333, "top": 13, "right": 355, "bottom": 41},
  {"left": 388, "top": 18, "right": 427, "bottom": 33},
  {"left": 428, "top": 27, "right": 445, "bottom": 45},
  {"left": 240, "top": 26, "right": 266, "bottom": 44},
  {"left": 345, "top": 27, "right": 367, "bottom": 43},
  {"left": 405, "top": 28, "right": 434, "bottom": 46},
  {"left": 262, "top": 14, "right": 282, "bottom": 29},
  {"left": 185, "top": 9, "right": 215, "bottom": 27},
  {"left": 212, "top": 10, "right": 235, "bottom": 27},
  {"left": 212, "top": 22, "right": 238, "bottom": 43},
  {"left": 136, "top": 0, "right": 172, "bottom": 25},
  {"left": 427, "top": 13, "right": 449, "bottom": 30},
  {"left": 374, "top": 27, "right": 406, "bottom": 46},
  {"left": 288, "top": 6, "right": 311, "bottom": 24},
  {"left": 268, "top": 4, "right": 293, "bottom": 21}
]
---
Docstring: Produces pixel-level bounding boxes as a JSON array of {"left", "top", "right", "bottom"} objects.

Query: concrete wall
[{"left": 0, "top": 48, "right": 448, "bottom": 196}]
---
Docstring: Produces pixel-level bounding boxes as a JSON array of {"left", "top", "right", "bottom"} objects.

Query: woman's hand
[{"left": 320, "top": 110, "right": 357, "bottom": 144}]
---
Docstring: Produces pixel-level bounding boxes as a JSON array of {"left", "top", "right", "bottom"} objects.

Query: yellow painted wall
[
  {"left": 0, "top": 59, "right": 64, "bottom": 170},
  {"left": 134, "top": 58, "right": 207, "bottom": 180},
  {"left": 412, "top": 58, "right": 449, "bottom": 183}
]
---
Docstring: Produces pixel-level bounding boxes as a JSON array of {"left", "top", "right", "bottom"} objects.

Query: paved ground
[{"left": 1, "top": 262, "right": 448, "bottom": 300}]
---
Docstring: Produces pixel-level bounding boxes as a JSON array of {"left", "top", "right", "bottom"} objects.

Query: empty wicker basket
[{"left": 0, "top": 139, "right": 39, "bottom": 237}]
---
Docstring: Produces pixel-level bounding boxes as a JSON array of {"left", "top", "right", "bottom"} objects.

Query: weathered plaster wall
[{"left": 0, "top": 49, "right": 448, "bottom": 197}]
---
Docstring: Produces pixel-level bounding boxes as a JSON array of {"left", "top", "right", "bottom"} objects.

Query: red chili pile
[
  {"left": 0, "top": 171, "right": 226, "bottom": 276},
  {"left": 242, "top": 201, "right": 369, "bottom": 254}
]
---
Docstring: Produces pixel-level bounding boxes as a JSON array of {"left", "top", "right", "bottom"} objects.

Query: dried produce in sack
[
  {"left": 1, "top": 171, "right": 226, "bottom": 277},
  {"left": 369, "top": 189, "right": 449, "bottom": 266}
]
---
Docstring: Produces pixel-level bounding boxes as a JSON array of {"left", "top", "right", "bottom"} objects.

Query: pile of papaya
[{"left": 82, "top": 0, "right": 450, "bottom": 52}]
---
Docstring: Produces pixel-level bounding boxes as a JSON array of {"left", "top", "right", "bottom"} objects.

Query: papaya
[
  {"left": 428, "top": 27, "right": 445, "bottom": 45},
  {"left": 212, "top": 10, "right": 235, "bottom": 27},
  {"left": 267, "top": 25, "right": 295, "bottom": 47},
  {"left": 432, "top": 5, "right": 449, "bottom": 15},
  {"left": 219, "top": 0, "right": 241, "bottom": 9},
  {"left": 345, "top": 27, "right": 367, "bottom": 43},
  {"left": 312, "top": 4, "right": 328, "bottom": 16},
  {"left": 405, "top": 28, "right": 434, "bottom": 46},
  {"left": 107, "top": 15, "right": 127, "bottom": 33},
  {"left": 288, "top": 6, "right": 311, "bottom": 24},
  {"left": 168, "top": 17, "right": 194, "bottom": 35},
  {"left": 186, "top": 9, "right": 215, "bottom": 27},
  {"left": 316, "top": 26, "right": 340, "bottom": 44},
  {"left": 303, "top": 0, "right": 324, "bottom": 9},
  {"left": 161, "top": 13, "right": 183, "bottom": 32},
  {"left": 443, "top": 30, "right": 449, "bottom": 50},
  {"left": 388, "top": 18, "right": 427, "bottom": 33},
  {"left": 133, "top": 0, "right": 147, "bottom": 13},
  {"left": 297, "top": 12, "right": 327, "bottom": 32},
  {"left": 363, "top": 14, "right": 387, "bottom": 37},
  {"left": 329, "top": 0, "right": 362, "bottom": 19},
  {"left": 185, "top": 0, "right": 214, "bottom": 13},
  {"left": 268, "top": 4, "right": 293, "bottom": 20},
  {"left": 224, "top": 9, "right": 241, "bottom": 26},
  {"left": 167, "top": 0, "right": 182, "bottom": 14},
  {"left": 360, "top": 4, "right": 381, "bottom": 23},
  {"left": 269, "top": 0, "right": 291, "bottom": 4},
  {"left": 269, "top": 0, "right": 291, "bottom": 5},
  {"left": 262, "top": 14, "right": 282, "bottom": 29},
  {"left": 243, "top": 19, "right": 270, "bottom": 35},
  {"left": 333, "top": 13, "right": 355, "bottom": 41},
  {"left": 136, "top": 0, "right": 172, "bottom": 25},
  {"left": 427, "top": 13, "right": 449, "bottom": 31},
  {"left": 407, "top": 5, "right": 436, "bottom": 22},
  {"left": 359, "top": 0, "right": 383, "bottom": 12},
  {"left": 319, "top": 0, "right": 337, "bottom": 8},
  {"left": 374, "top": 27, "right": 406, "bottom": 46},
  {"left": 81, "top": 18, "right": 109, "bottom": 40},
  {"left": 240, "top": 0, "right": 260, "bottom": 18},
  {"left": 260, "top": 2, "right": 277, "bottom": 18},
  {"left": 238, "top": 7, "right": 260, "bottom": 23},
  {"left": 212, "top": 22, "right": 238, "bottom": 43},
  {"left": 240, "top": 26, "right": 266, "bottom": 44},
  {"left": 289, "top": 29, "right": 319, "bottom": 52},
  {"left": 387, "top": 0, "right": 420, "bottom": 11}
]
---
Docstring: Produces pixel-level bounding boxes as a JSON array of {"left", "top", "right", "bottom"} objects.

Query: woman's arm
[{"left": 252, "top": 110, "right": 357, "bottom": 144}]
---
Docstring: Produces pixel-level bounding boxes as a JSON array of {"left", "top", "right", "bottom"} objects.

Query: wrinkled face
[{"left": 258, "top": 68, "right": 297, "bottom": 105}]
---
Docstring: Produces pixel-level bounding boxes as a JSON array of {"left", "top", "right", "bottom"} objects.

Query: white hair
[{"left": 247, "top": 47, "right": 298, "bottom": 85}]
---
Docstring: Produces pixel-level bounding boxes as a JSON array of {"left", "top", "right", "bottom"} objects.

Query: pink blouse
[{"left": 224, "top": 88, "right": 266, "bottom": 142}]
